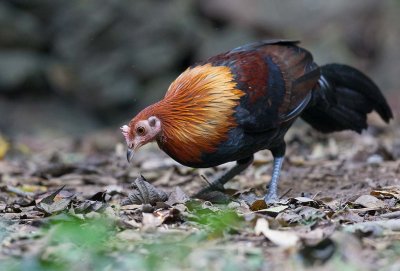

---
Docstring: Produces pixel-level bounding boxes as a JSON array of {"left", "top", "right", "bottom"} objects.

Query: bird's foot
[
  {"left": 194, "top": 181, "right": 225, "bottom": 197},
  {"left": 264, "top": 193, "right": 280, "bottom": 204},
  {"left": 193, "top": 181, "right": 231, "bottom": 203}
]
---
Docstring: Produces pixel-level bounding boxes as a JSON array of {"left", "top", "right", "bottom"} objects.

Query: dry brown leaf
[
  {"left": 123, "top": 175, "right": 168, "bottom": 206},
  {"left": 353, "top": 195, "right": 385, "bottom": 209},
  {"left": 371, "top": 187, "right": 400, "bottom": 200},
  {"left": 293, "top": 197, "right": 316, "bottom": 203},
  {"left": 254, "top": 218, "right": 299, "bottom": 248},
  {"left": 250, "top": 199, "right": 268, "bottom": 211},
  {"left": 75, "top": 200, "right": 105, "bottom": 213},
  {"left": 166, "top": 187, "right": 190, "bottom": 205},
  {"left": 319, "top": 198, "right": 341, "bottom": 211},
  {"left": 298, "top": 206, "right": 326, "bottom": 221},
  {"left": 36, "top": 186, "right": 75, "bottom": 215},
  {"left": 276, "top": 210, "right": 302, "bottom": 225},
  {"left": 331, "top": 209, "right": 364, "bottom": 223},
  {"left": 263, "top": 205, "right": 288, "bottom": 215}
]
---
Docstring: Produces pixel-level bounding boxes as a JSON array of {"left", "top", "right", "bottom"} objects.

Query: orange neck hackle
[{"left": 127, "top": 63, "right": 245, "bottom": 164}]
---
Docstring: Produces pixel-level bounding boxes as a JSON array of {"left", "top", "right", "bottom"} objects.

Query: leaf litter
[{"left": 1, "top": 124, "right": 400, "bottom": 270}]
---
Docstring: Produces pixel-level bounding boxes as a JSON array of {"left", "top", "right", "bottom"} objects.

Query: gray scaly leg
[
  {"left": 264, "top": 143, "right": 286, "bottom": 203},
  {"left": 264, "top": 156, "right": 284, "bottom": 203}
]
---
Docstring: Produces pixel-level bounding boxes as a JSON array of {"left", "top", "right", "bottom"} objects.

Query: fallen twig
[
  {"left": 3, "top": 185, "right": 35, "bottom": 198},
  {"left": 380, "top": 210, "right": 400, "bottom": 219},
  {"left": 343, "top": 219, "right": 400, "bottom": 233},
  {"left": 279, "top": 188, "right": 292, "bottom": 199}
]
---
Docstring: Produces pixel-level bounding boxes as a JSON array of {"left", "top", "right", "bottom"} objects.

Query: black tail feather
[{"left": 301, "top": 63, "right": 393, "bottom": 133}]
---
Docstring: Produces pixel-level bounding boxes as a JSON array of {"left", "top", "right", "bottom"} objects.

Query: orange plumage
[{"left": 128, "top": 63, "right": 244, "bottom": 165}]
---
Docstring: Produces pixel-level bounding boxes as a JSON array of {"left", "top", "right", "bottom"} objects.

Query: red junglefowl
[{"left": 121, "top": 40, "right": 393, "bottom": 202}]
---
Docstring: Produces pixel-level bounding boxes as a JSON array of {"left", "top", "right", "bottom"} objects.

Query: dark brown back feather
[{"left": 202, "top": 40, "right": 320, "bottom": 132}]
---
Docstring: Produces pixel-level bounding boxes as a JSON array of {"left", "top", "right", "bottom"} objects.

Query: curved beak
[{"left": 126, "top": 148, "right": 135, "bottom": 163}]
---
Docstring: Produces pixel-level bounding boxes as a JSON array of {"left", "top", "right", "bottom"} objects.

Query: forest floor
[{"left": 1, "top": 117, "right": 400, "bottom": 271}]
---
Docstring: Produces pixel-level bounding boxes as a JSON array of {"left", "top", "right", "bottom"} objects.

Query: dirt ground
[{"left": 1, "top": 117, "right": 400, "bottom": 271}]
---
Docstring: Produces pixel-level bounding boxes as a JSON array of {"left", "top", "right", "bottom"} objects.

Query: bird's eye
[{"left": 136, "top": 126, "right": 146, "bottom": 135}]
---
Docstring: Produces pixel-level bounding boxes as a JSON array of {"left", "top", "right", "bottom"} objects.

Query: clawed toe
[
  {"left": 194, "top": 182, "right": 225, "bottom": 198},
  {"left": 264, "top": 193, "right": 280, "bottom": 204}
]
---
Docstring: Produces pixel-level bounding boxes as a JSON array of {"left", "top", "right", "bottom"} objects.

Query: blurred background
[{"left": 0, "top": 0, "right": 399, "bottom": 140}]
